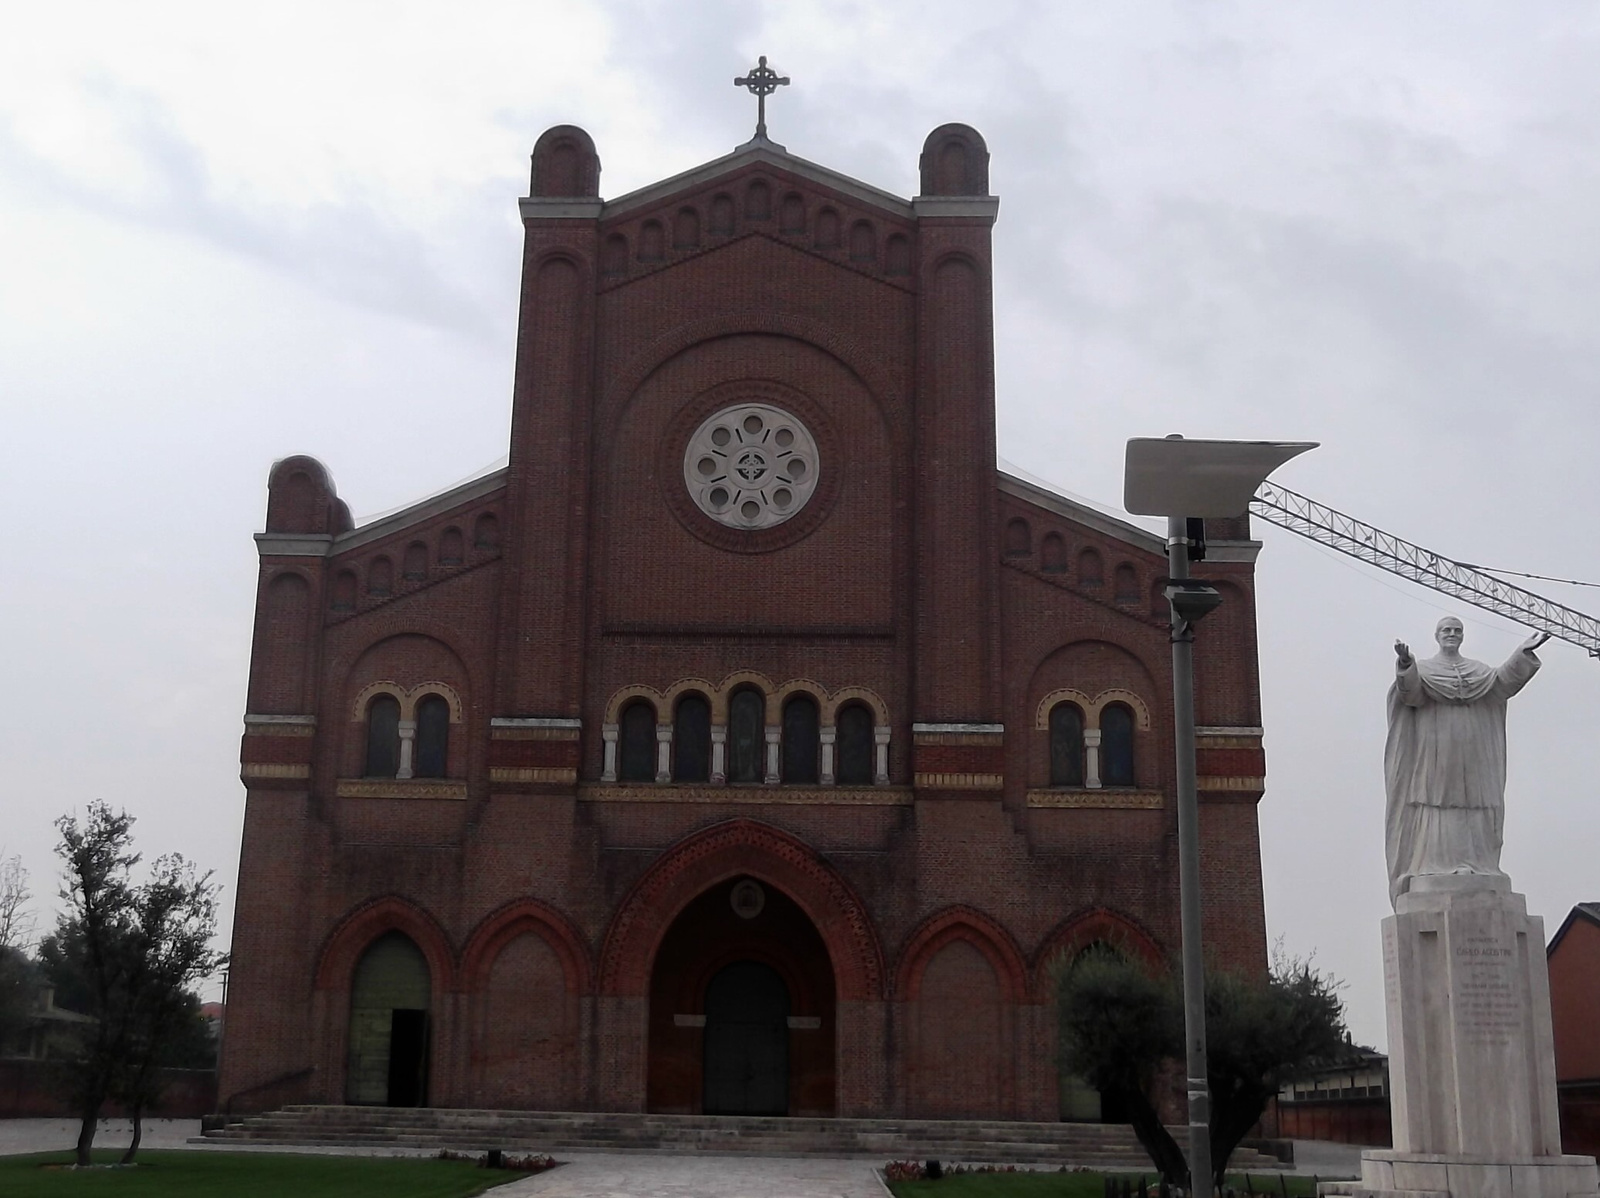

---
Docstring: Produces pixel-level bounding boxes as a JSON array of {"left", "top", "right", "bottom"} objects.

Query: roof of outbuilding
[{"left": 1548, "top": 902, "right": 1600, "bottom": 956}]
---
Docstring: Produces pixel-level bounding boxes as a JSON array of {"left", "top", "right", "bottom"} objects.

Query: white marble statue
[{"left": 1384, "top": 616, "right": 1549, "bottom": 905}]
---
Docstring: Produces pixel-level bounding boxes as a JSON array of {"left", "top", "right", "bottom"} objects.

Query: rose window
[{"left": 682, "top": 403, "right": 820, "bottom": 530}]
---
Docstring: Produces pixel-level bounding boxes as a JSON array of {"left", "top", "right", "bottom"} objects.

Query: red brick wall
[
  {"left": 1550, "top": 917, "right": 1600, "bottom": 1082},
  {"left": 221, "top": 122, "right": 1270, "bottom": 1120}
]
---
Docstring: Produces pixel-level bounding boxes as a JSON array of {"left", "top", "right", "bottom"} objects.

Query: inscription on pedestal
[{"left": 1454, "top": 932, "right": 1521, "bottom": 1049}]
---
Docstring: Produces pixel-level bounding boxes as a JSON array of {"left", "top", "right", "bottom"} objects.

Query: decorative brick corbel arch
[
  {"left": 459, "top": 898, "right": 593, "bottom": 995},
  {"left": 598, "top": 818, "right": 885, "bottom": 1001},
  {"left": 894, "top": 906, "right": 1029, "bottom": 1005},
  {"left": 1029, "top": 906, "right": 1166, "bottom": 1002},
  {"left": 314, "top": 894, "right": 458, "bottom": 994}
]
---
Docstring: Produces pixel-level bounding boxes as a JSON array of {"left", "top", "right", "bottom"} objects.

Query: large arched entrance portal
[{"left": 646, "top": 876, "right": 837, "bottom": 1116}]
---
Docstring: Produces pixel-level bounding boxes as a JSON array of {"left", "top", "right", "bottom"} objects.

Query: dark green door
[{"left": 703, "top": 961, "right": 790, "bottom": 1115}]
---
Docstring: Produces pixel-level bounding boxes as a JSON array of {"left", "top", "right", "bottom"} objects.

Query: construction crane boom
[{"left": 1249, "top": 481, "right": 1600, "bottom": 658}]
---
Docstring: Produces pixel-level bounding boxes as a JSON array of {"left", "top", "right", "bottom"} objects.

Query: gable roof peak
[{"left": 601, "top": 136, "right": 916, "bottom": 221}]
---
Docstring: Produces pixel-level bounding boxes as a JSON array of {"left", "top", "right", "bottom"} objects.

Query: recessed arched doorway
[
  {"left": 345, "top": 930, "right": 431, "bottom": 1106},
  {"left": 646, "top": 876, "right": 836, "bottom": 1116}
]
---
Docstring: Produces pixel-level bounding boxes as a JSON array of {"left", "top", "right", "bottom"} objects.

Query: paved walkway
[
  {"left": 491, "top": 1153, "right": 888, "bottom": 1197},
  {"left": 0, "top": 1118, "right": 1363, "bottom": 1194}
]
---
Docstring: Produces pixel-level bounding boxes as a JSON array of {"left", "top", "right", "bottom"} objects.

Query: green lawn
[
  {"left": 0, "top": 1149, "right": 525, "bottom": 1197},
  {"left": 886, "top": 1172, "right": 1323, "bottom": 1198}
]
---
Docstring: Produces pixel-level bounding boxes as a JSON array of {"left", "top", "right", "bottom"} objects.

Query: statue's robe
[{"left": 1384, "top": 645, "right": 1539, "bottom": 903}]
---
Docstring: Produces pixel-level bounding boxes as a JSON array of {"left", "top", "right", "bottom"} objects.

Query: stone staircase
[{"left": 200, "top": 1105, "right": 1284, "bottom": 1168}]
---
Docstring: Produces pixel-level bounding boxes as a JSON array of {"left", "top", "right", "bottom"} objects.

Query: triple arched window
[
  {"left": 605, "top": 687, "right": 885, "bottom": 786},
  {"left": 1046, "top": 699, "right": 1137, "bottom": 789}
]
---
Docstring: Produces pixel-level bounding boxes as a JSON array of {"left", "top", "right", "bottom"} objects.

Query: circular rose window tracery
[{"left": 683, "top": 403, "right": 820, "bottom": 529}]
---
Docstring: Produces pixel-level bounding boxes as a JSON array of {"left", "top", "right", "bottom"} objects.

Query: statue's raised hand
[
  {"left": 1520, "top": 632, "right": 1551, "bottom": 654},
  {"left": 1394, "top": 640, "right": 1414, "bottom": 668}
]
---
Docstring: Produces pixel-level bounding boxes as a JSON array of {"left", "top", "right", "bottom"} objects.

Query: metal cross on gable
[{"left": 734, "top": 55, "right": 790, "bottom": 140}]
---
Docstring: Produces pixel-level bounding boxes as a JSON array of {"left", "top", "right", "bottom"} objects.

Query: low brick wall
[
  {"left": 1274, "top": 1097, "right": 1392, "bottom": 1147},
  {"left": 0, "top": 1059, "right": 216, "bottom": 1118}
]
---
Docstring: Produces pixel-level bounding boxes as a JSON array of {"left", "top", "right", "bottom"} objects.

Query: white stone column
[
  {"left": 874, "top": 726, "right": 891, "bottom": 785},
  {"left": 764, "top": 726, "right": 781, "bottom": 784},
  {"left": 819, "top": 727, "right": 837, "bottom": 785},
  {"left": 655, "top": 723, "right": 672, "bottom": 783},
  {"left": 396, "top": 720, "right": 417, "bottom": 779},
  {"left": 710, "top": 725, "right": 727, "bottom": 784},
  {"left": 601, "top": 723, "right": 618, "bottom": 782},
  {"left": 1083, "top": 728, "right": 1102, "bottom": 789}
]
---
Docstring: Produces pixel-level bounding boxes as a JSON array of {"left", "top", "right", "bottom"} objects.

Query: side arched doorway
[
  {"left": 647, "top": 877, "right": 836, "bottom": 1116},
  {"left": 346, "top": 931, "right": 431, "bottom": 1106}
]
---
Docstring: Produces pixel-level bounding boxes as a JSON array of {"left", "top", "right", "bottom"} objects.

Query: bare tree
[{"left": 0, "top": 853, "right": 36, "bottom": 1051}]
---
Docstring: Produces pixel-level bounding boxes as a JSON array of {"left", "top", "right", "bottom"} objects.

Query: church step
[{"left": 201, "top": 1105, "right": 1281, "bottom": 1167}]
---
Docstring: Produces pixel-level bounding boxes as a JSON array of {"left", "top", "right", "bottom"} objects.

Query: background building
[{"left": 219, "top": 120, "right": 1272, "bottom": 1120}]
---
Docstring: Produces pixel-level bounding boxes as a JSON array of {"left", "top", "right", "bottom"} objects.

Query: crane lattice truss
[{"left": 1249, "top": 481, "right": 1600, "bottom": 658}]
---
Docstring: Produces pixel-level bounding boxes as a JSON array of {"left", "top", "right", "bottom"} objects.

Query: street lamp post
[{"left": 1124, "top": 435, "right": 1317, "bottom": 1197}]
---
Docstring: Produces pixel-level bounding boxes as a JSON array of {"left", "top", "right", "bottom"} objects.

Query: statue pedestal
[{"left": 1357, "top": 877, "right": 1598, "bottom": 1198}]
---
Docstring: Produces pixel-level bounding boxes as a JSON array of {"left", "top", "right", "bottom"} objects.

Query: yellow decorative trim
[
  {"left": 1197, "top": 776, "right": 1266, "bottom": 791},
  {"left": 1195, "top": 735, "right": 1261, "bottom": 749},
  {"left": 490, "top": 727, "right": 579, "bottom": 741},
  {"left": 579, "top": 784, "right": 912, "bottom": 806},
  {"left": 821, "top": 685, "right": 891, "bottom": 726},
  {"left": 1035, "top": 687, "right": 1152, "bottom": 731},
  {"left": 335, "top": 779, "right": 468, "bottom": 799},
  {"left": 490, "top": 767, "right": 578, "bottom": 784},
  {"left": 349, "top": 680, "right": 464, "bottom": 723},
  {"left": 911, "top": 733, "right": 1003, "bottom": 747},
  {"left": 242, "top": 763, "right": 310, "bottom": 779},
  {"left": 603, "top": 684, "right": 665, "bottom": 724},
  {"left": 244, "top": 724, "right": 315, "bottom": 738},
  {"left": 1027, "top": 788, "right": 1164, "bottom": 809},
  {"left": 914, "top": 772, "right": 1005, "bottom": 789}
]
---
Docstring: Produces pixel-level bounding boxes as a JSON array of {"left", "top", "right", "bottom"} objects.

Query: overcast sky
[{"left": 3, "top": 1, "right": 1597, "bottom": 1049}]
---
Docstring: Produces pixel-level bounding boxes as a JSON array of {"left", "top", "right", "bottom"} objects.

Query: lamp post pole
[
  {"left": 1167, "top": 513, "right": 1213, "bottom": 1198},
  {"left": 1127, "top": 435, "right": 1315, "bottom": 1198}
]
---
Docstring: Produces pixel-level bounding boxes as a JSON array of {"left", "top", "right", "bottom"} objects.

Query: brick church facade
[{"left": 220, "top": 120, "right": 1271, "bottom": 1121}]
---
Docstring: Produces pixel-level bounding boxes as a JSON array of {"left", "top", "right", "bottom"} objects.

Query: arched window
[
  {"left": 835, "top": 703, "right": 874, "bottom": 785},
  {"left": 1049, "top": 702, "right": 1085, "bottom": 787},
  {"left": 782, "top": 695, "right": 820, "bottom": 784},
  {"left": 414, "top": 695, "right": 450, "bottom": 778},
  {"left": 332, "top": 570, "right": 358, "bottom": 612},
  {"left": 402, "top": 542, "right": 427, "bottom": 581},
  {"left": 1114, "top": 564, "right": 1140, "bottom": 605},
  {"left": 849, "top": 220, "right": 876, "bottom": 263},
  {"left": 602, "top": 233, "right": 629, "bottom": 276},
  {"left": 1041, "top": 533, "right": 1067, "bottom": 573},
  {"left": 365, "top": 695, "right": 401, "bottom": 778},
  {"left": 638, "top": 219, "right": 664, "bottom": 262},
  {"left": 473, "top": 513, "right": 499, "bottom": 549},
  {"left": 779, "top": 192, "right": 805, "bottom": 234},
  {"left": 1078, "top": 548, "right": 1104, "bottom": 588},
  {"left": 710, "top": 194, "right": 735, "bottom": 236},
  {"left": 672, "top": 694, "right": 711, "bottom": 783},
  {"left": 439, "top": 528, "right": 464, "bottom": 566},
  {"left": 745, "top": 180, "right": 771, "bottom": 222},
  {"left": 673, "top": 207, "right": 700, "bottom": 250},
  {"left": 618, "top": 700, "right": 656, "bottom": 783},
  {"left": 815, "top": 208, "right": 841, "bottom": 250},
  {"left": 367, "top": 556, "right": 392, "bottom": 596},
  {"left": 1004, "top": 517, "right": 1031, "bottom": 556},
  {"left": 885, "top": 234, "right": 911, "bottom": 276},
  {"left": 1102, "top": 703, "right": 1136, "bottom": 787},
  {"left": 728, "top": 689, "right": 764, "bottom": 784}
]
